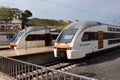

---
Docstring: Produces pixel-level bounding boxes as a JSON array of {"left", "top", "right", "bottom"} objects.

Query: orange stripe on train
[
  {"left": 56, "top": 44, "right": 70, "bottom": 48},
  {"left": 10, "top": 42, "right": 17, "bottom": 46}
]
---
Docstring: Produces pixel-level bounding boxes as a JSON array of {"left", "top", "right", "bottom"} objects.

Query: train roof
[
  {"left": 19, "top": 26, "right": 61, "bottom": 34},
  {"left": 25, "top": 26, "right": 45, "bottom": 33},
  {"left": 65, "top": 21, "right": 119, "bottom": 31},
  {"left": 65, "top": 21, "right": 101, "bottom": 29}
]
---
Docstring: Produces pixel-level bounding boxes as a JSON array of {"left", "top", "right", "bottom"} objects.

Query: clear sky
[{"left": 0, "top": 0, "right": 120, "bottom": 25}]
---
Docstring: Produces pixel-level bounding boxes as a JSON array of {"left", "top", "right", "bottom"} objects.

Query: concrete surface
[
  {"left": 0, "top": 44, "right": 9, "bottom": 50},
  {"left": 0, "top": 47, "right": 53, "bottom": 57}
]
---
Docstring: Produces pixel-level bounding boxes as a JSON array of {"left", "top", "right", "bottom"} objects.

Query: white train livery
[
  {"left": 54, "top": 21, "right": 120, "bottom": 59},
  {"left": 10, "top": 27, "right": 58, "bottom": 49}
]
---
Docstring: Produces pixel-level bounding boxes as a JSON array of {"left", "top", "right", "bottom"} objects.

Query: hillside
[{"left": 26, "top": 18, "right": 70, "bottom": 27}]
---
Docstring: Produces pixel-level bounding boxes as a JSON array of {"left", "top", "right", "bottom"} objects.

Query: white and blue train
[
  {"left": 54, "top": 21, "right": 120, "bottom": 59},
  {"left": 10, "top": 26, "right": 59, "bottom": 49}
]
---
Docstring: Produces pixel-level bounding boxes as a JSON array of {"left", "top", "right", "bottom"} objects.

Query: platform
[
  {"left": 0, "top": 44, "right": 9, "bottom": 49},
  {"left": 0, "top": 47, "right": 53, "bottom": 57}
]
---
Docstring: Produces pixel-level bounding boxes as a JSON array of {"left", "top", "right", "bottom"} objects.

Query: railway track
[
  {"left": 9, "top": 50, "right": 119, "bottom": 80},
  {"left": 1, "top": 48, "right": 119, "bottom": 80},
  {"left": 15, "top": 58, "right": 86, "bottom": 80},
  {"left": 0, "top": 54, "right": 98, "bottom": 80}
]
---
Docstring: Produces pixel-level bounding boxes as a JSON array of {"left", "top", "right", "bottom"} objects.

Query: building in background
[{"left": 0, "top": 8, "right": 23, "bottom": 32}]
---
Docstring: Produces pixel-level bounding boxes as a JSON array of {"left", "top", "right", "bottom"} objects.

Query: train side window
[
  {"left": 108, "top": 39, "right": 120, "bottom": 45},
  {"left": 82, "top": 32, "right": 98, "bottom": 41},
  {"left": 103, "top": 33, "right": 120, "bottom": 39},
  {"left": 26, "top": 34, "right": 45, "bottom": 41},
  {"left": 82, "top": 33, "right": 89, "bottom": 41}
]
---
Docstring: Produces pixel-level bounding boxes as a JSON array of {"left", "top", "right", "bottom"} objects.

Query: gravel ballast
[{"left": 69, "top": 48, "right": 120, "bottom": 80}]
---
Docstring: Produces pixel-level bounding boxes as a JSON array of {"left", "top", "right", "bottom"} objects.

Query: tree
[
  {"left": 21, "top": 10, "right": 32, "bottom": 29},
  {"left": 26, "top": 18, "right": 69, "bottom": 27},
  {"left": 0, "top": 7, "right": 13, "bottom": 29}
]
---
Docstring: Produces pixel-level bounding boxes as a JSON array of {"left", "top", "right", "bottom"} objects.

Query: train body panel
[
  {"left": 10, "top": 27, "right": 59, "bottom": 49},
  {"left": 54, "top": 21, "right": 120, "bottom": 59}
]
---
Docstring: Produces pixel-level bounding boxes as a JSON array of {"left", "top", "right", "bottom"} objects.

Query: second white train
[{"left": 10, "top": 27, "right": 59, "bottom": 49}]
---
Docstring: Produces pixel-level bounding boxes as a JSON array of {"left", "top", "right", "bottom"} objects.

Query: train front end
[
  {"left": 54, "top": 28, "right": 78, "bottom": 59},
  {"left": 10, "top": 42, "right": 17, "bottom": 49},
  {"left": 10, "top": 29, "right": 25, "bottom": 49}
]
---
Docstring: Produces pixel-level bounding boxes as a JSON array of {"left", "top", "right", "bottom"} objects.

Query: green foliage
[
  {"left": 0, "top": 7, "right": 13, "bottom": 19},
  {"left": 26, "top": 18, "right": 69, "bottom": 27}
]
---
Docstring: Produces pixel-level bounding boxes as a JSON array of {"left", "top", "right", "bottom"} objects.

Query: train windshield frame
[
  {"left": 12, "top": 30, "right": 25, "bottom": 42},
  {"left": 57, "top": 29, "right": 78, "bottom": 43}
]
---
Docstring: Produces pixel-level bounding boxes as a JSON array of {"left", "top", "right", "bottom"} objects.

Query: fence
[{"left": 0, "top": 56, "right": 97, "bottom": 80}]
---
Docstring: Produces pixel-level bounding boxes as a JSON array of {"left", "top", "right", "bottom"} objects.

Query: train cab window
[
  {"left": 26, "top": 34, "right": 45, "bottom": 41},
  {"left": 57, "top": 29, "right": 78, "bottom": 43},
  {"left": 13, "top": 30, "right": 25, "bottom": 42},
  {"left": 82, "top": 32, "right": 98, "bottom": 41}
]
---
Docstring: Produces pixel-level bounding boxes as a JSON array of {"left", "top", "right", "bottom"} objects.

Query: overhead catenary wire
[
  {"left": 80, "top": 0, "right": 119, "bottom": 24},
  {"left": 0, "top": 0, "right": 114, "bottom": 20},
  {"left": 0, "top": 0, "right": 118, "bottom": 24},
  {"left": 80, "top": 0, "right": 112, "bottom": 16},
  {"left": 84, "top": 0, "right": 117, "bottom": 17},
  {"left": 40, "top": 0, "right": 110, "bottom": 17},
  {"left": 38, "top": 0, "right": 116, "bottom": 23}
]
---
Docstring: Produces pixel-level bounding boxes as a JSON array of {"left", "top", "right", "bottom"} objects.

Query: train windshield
[
  {"left": 57, "top": 29, "right": 78, "bottom": 43},
  {"left": 12, "top": 30, "right": 25, "bottom": 42}
]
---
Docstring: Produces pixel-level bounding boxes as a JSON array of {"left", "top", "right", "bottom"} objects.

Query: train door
[{"left": 98, "top": 31, "right": 103, "bottom": 49}]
